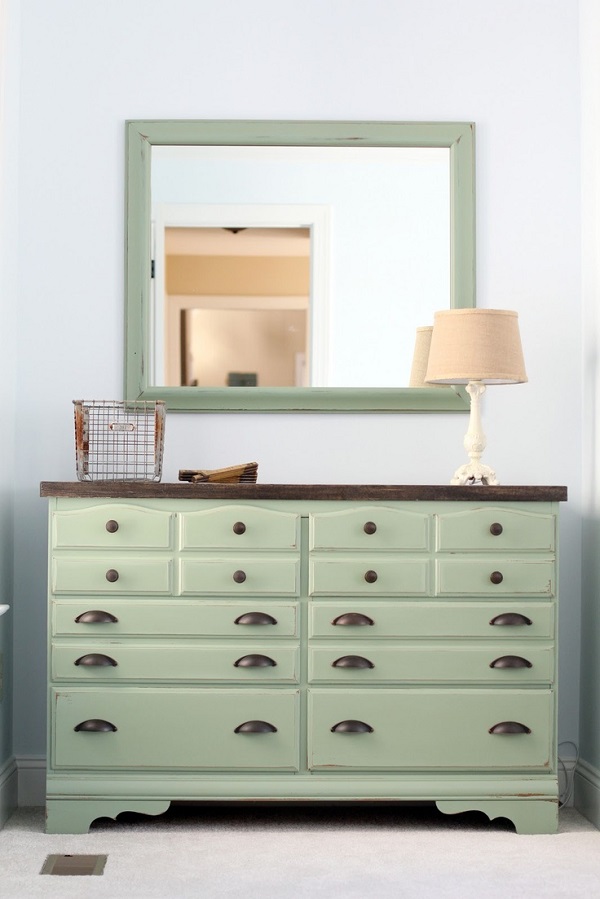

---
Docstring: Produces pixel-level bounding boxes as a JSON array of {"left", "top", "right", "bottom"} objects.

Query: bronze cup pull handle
[
  {"left": 489, "top": 721, "right": 531, "bottom": 735},
  {"left": 74, "top": 719, "right": 117, "bottom": 733},
  {"left": 332, "top": 612, "right": 375, "bottom": 626},
  {"left": 332, "top": 655, "right": 375, "bottom": 669},
  {"left": 75, "top": 610, "right": 118, "bottom": 624},
  {"left": 234, "top": 720, "right": 277, "bottom": 734},
  {"left": 489, "top": 612, "right": 532, "bottom": 627},
  {"left": 331, "top": 720, "right": 374, "bottom": 734},
  {"left": 74, "top": 653, "right": 118, "bottom": 667},
  {"left": 234, "top": 654, "right": 277, "bottom": 667},
  {"left": 490, "top": 655, "right": 532, "bottom": 669},
  {"left": 234, "top": 612, "right": 278, "bottom": 626}
]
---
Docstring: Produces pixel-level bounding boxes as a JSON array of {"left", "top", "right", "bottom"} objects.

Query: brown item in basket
[{"left": 178, "top": 462, "right": 258, "bottom": 484}]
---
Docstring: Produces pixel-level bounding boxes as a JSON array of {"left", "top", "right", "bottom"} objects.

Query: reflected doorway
[{"left": 163, "top": 226, "right": 311, "bottom": 387}]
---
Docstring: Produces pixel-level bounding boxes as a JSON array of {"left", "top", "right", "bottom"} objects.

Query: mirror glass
[{"left": 126, "top": 120, "right": 475, "bottom": 412}]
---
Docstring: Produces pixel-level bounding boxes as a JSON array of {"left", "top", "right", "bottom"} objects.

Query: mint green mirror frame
[{"left": 125, "top": 120, "right": 475, "bottom": 412}]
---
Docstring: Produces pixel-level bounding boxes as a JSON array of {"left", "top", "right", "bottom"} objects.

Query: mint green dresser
[{"left": 41, "top": 483, "right": 566, "bottom": 834}]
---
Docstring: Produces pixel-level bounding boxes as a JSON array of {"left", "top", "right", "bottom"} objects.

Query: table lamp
[{"left": 424, "top": 308, "right": 527, "bottom": 485}]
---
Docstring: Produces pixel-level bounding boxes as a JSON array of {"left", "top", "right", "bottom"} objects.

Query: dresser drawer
[
  {"left": 310, "top": 507, "right": 430, "bottom": 550},
  {"left": 308, "top": 644, "right": 553, "bottom": 684},
  {"left": 310, "top": 557, "right": 429, "bottom": 596},
  {"left": 181, "top": 505, "right": 300, "bottom": 550},
  {"left": 308, "top": 689, "right": 553, "bottom": 770},
  {"left": 180, "top": 557, "right": 300, "bottom": 596},
  {"left": 52, "top": 557, "right": 172, "bottom": 594},
  {"left": 53, "top": 504, "right": 173, "bottom": 549},
  {"left": 52, "top": 643, "right": 300, "bottom": 682},
  {"left": 309, "top": 602, "right": 554, "bottom": 638},
  {"left": 52, "top": 689, "right": 299, "bottom": 770},
  {"left": 53, "top": 600, "right": 299, "bottom": 637},
  {"left": 436, "top": 507, "right": 555, "bottom": 552},
  {"left": 436, "top": 560, "right": 555, "bottom": 596}
]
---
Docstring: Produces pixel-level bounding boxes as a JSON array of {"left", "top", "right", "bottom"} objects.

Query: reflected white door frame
[{"left": 152, "top": 203, "right": 331, "bottom": 387}]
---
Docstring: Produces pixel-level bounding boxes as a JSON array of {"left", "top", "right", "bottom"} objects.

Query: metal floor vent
[{"left": 41, "top": 854, "right": 107, "bottom": 876}]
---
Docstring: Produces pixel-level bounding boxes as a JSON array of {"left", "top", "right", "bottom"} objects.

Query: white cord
[{"left": 558, "top": 740, "right": 579, "bottom": 808}]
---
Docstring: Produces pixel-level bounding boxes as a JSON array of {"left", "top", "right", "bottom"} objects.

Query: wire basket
[{"left": 74, "top": 400, "right": 166, "bottom": 482}]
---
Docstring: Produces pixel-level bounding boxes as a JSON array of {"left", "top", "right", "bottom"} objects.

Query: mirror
[{"left": 126, "top": 120, "right": 475, "bottom": 412}]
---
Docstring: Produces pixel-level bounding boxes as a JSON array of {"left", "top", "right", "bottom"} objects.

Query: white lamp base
[
  {"left": 451, "top": 381, "right": 499, "bottom": 486},
  {"left": 451, "top": 461, "right": 499, "bottom": 486}
]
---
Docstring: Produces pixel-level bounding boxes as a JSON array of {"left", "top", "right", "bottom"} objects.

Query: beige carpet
[{"left": 0, "top": 804, "right": 599, "bottom": 898}]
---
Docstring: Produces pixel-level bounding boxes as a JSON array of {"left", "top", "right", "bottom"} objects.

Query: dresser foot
[
  {"left": 436, "top": 799, "right": 559, "bottom": 834},
  {"left": 45, "top": 799, "right": 171, "bottom": 834}
]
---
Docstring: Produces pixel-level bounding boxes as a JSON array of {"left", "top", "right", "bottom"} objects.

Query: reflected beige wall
[
  {"left": 166, "top": 255, "right": 309, "bottom": 295},
  {"left": 165, "top": 251, "right": 310, "bottom": 386}
]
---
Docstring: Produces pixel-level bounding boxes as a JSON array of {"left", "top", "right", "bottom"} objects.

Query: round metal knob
[
  {"left": 233, "top": 521, "right": 246, "bottom": 535},
  {"left": 363, "top": 521, "right": 377, "bottom": 535},
  {"left": 105, "top": 520, "right": 119, "bottom": 533},
  {"left": 490, "top": 571, "right": 504, "bottom": 585},
  {"left": 364, "top": 570, "right": 378, "bottom": 584},
  {"left": 105, "top": 569, "right": 119, "bottom": 583},
  {"left": 233, "top": 569, "right": 247, "bottom": 584},
  {"left": 490, "top": 522, "right": 503, "bottom": 536}
]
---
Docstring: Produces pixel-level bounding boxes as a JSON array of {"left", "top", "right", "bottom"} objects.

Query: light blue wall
[
  {"left": 0, "top": 0, "right": 18, "bottom": 773},
  {"left": 5, "top": 1, "right": 583, "bottom": 780}
]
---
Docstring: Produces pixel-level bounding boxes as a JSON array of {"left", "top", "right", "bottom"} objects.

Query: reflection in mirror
[
  {"left": 151, "top": 145, "right": 450, "bottom": 389},
  {"left": 165, "top": 227, "right": 310, "bottom": 387},
  {"left": 126, "top": 120, "right": 475, "bottom": 411}
]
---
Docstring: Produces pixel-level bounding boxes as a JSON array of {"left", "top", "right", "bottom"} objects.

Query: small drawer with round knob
[
  {"left": 436, "top": 507, "right": 555, "bottom": 552},
  {"left": 52, "top": 557, "right": 173, "bottom": 594},
  {"left": 310, "top": 507, "right": 430, "bottom": 551},
  {"left": 435, "top": 559, "right": 555, "bottom": 596},
  {"left": 52, "top": 504, "right": 173, "bottom": 549},
  {"left": 180, "top": 557, "right": 300, "bottom": 596},
  {"left": 309, "top": 557, "right": 429, "bottom": 596},
  {"left": 180, "top": 505, "right": 300, "bottom": 550}
]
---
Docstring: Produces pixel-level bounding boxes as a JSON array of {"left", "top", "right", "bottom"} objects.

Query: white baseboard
[
  {"left": 0, "top": 756, "right": 18, "bottom": 827},
  {"left": 16, "top": 755, "right": 46, "bottom": 807},
  {"left": 574, "top": 758, "right": 600, "bottom": 827},
  {"left": 558, "top": 755, "right": 578, "bottom": 807}
]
